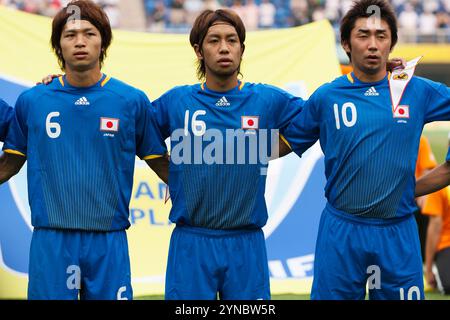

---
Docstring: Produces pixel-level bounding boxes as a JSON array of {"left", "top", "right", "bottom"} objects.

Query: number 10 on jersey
[{"left": 333, "top": 102, "right": 357, "bottom": 129}]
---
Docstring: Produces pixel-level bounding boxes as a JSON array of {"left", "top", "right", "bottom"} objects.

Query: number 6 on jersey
[{"left": 46, "top": 112, "right": 61, "bottom": 139}]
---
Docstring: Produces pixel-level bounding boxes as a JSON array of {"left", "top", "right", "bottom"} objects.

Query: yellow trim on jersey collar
[
  {"left": 346, "top": 73, "right": 354, "bottom": 84},
  {"left": 101, "top": 75, "right": 111, "bottom": 87},
  {"left": 4, "top": 149, "right": 26, "bottom": 157},
  {"left": 347, "top": 71, "right": 391, "bottom": 84},
  {"left": 58, "top": 74, "right": 110, "bottom": 87}
]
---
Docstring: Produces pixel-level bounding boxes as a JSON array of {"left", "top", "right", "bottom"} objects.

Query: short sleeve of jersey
[
  {"left": 422, "top": 188, "right": 446, "bottom": 217},
  {"left": 265, "top": 85, "right": 304, "bottom": 130},
  {"left": 0, "top": 99, "right": 13, "bottom": 142},
  {"left": 2, "top": 93, "right": 28, "bottom": 155},
  {"left": 281, "top": 89, "right": 321, "bottom": 157},
  {"left": 134, "top": 90, "right": 167, "bottom": 159},
  {"left": 423, "top": 79, "right": 450, "bottom": 123},
  {"left": 152, "top": 89, "right": 173, "bottom": 140}
]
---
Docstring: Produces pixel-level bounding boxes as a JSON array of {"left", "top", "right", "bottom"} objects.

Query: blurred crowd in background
[{"left": 1, "top": 0, "right": 449, "bottom": 42}]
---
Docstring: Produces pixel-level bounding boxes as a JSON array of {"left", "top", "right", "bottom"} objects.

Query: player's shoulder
[
  {"left": 245, "top": 82, "right": 291, "bottom": 98},
  {"left": 160, "top": 84, "right": 195, "bottom": 100},
  {"left": 409, "top": 75, "right": 445, "bottom": 91},
  {"left": 307, "top": 75, "right": 346, "bottom": 100},
  {"left": 15, "top": 83, "right": 49, "bottom": 104},
  {"left": 104, "top": 77, "right": 145, "bottom": 97},
  {"left": 103, "top": 77, "right": 151, "bottom": 104},
  {"left": 321, "top": 74, "right": 348, "bottom": 90}
]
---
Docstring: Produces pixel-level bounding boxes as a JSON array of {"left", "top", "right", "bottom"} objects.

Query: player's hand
[
  {"left": 36, "top": 74, "right": 61, "bottom": 85},
  {"left": 425, "top": 269, "right": 437, "bottom": 288},
  {"left": 415, "top": 195, "right": 427, "bottom": 210},
  {"left": 386, "top": 58, "right": 406, "bottom": 71}
]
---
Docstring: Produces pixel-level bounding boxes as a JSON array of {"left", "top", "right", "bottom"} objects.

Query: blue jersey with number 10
[
  {"left": 283, "top": 73, "right": 450, "bottom": 219},
  {"left": 3, "top": 75, "right": 166, "bottom": 231}
]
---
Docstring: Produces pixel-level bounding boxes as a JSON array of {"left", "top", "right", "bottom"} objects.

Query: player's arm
[
  {"left": 415, "top": 161, "right": 450, "bottom": 197},
  {"left": 422, "top": 190, "right": 444, "bottom": 289},
  {"left": 267, "top": 86, "right": 304, "bottom": 159},
  {"left": 135, "top": 91, "right": 170, "bottom": 184},
  {"left": 145, "top": 154, "right": 169, "bottom": 184},
  {"left": 0, "top": 100, "right": 13, "bottom": 142},
  {"left": 425, "top": 214, "right": 442, "bottom": 288},
  {"left": 0, "top": 152, "right": 26, "bottom": 184},
  {"left": 280, "top": 89, "right": 322, "bottom": 158},
  {"left": 38, "top": 74, "right": 62, "bottom": 85},
  {"left": 278, "top": 136, "right": 292, "bottom": 158}
]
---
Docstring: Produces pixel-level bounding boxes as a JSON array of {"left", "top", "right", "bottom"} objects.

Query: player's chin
[
  {"left": 214, "top": 67, "right": 238, "bottom": 78},
  {"left": 69, "top": 61, "right": 98, "bottom": 72},
  {"left": 363, "top": 63, "right": 382, "bottom": 75}
]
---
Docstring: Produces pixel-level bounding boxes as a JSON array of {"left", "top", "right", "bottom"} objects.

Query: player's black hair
[
  {"left": 189, "top": 9, "right": 246, "bottom": 80},
  {"left": 51, "top": 0, "right": 112, "bottom": 71},
  {"left": 340, "top": 0, "right": 398, "bottom": 60}
]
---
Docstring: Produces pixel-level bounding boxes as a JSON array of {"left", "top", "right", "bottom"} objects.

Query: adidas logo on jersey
[
  {"left": 364, "top": 87, "right": 379, "bottom": 96},
  {"left": 215, "top": 96, "right": 230, "bottom": 107},
  {"left": 75, "top": 97, "right": 90, "bottom": 106}
]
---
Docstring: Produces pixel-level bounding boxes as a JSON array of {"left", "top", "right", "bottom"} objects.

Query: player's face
[
  {"left": 198, "top": 23, "right": 244, "bottom": 80},
  {"left": 60, "top": 20, "right": 102, "bottom": 72},
  {"left": 344, "top": 18, "right": 392, "bottom": 76}
]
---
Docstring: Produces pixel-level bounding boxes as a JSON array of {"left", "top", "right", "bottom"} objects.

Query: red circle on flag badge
[
  {"left": 107, "top": 121, "right": 113, "bottom": 128},
  {"left": 399, "top": 109, "right": 404, "bottom": 115},
  {"left": 248, "top": 119, "right": 254, "bottom": 126}
]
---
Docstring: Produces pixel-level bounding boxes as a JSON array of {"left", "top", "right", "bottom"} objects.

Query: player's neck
[
  {"left": 205, "top": 75, "right": 239, "bottom": 92},
  {"left": 352, "top": 67, "right": 387, "bottom": 83},
  {"left": 65, "top": 67, "right": 103, "bottom": 88}
]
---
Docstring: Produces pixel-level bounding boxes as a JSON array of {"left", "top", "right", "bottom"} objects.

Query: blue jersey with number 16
[{"left": 153, "top": 82, "right": 303, "bottom": 230}]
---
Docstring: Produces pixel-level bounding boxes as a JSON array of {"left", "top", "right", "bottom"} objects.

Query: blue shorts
[
  {"left": 28, "top": 228, "right": 132, "bottom": 300},
  {"left": 311, "top": 204, "right": 424, "bottom": 300},
  {"left": 165, "top": 225, "right": 270, "bottom": 300}
]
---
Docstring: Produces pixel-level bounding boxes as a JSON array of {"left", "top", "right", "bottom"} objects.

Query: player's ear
[
  {"left": 194, "top": 44, "right": 203, "bottom": 60},
  {"left": 241, "top": 43, "right": 245, "bottom": 58},
  {"left": 341, "top": 40, "right": 351, "bottom": 56}
]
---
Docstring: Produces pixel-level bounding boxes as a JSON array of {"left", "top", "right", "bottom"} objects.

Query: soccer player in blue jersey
[
  {"left": 153, "top": 9, "right": 304, "bottom": 300},
  {"left": 0, "top": 0, "right": 167, "bottom": 300},
  {"left": 0, "top": 99, "right": 13, "bottom": 142},
  {"left": 282, "top": 0, "right": 450, "bottom": 300}
]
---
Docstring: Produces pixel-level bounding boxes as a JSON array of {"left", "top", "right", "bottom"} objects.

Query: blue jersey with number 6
[{"left": 2, "top": 75, "right": 166, "bottom": 231}]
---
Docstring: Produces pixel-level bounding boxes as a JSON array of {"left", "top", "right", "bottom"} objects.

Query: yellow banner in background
[{"left": 0, "top": 5, "right": 340, "bottom": 298}]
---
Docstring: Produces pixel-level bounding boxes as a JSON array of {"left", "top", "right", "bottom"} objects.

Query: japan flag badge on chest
[
  {"left": 242, "top": 116, "right": 259, "bottom": 129},
  {"left": 393, "top": 105, "right": 409, "bottom": 118},
  {"left": 100, "top": 117, "right": 120, "bottom": 132}
]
